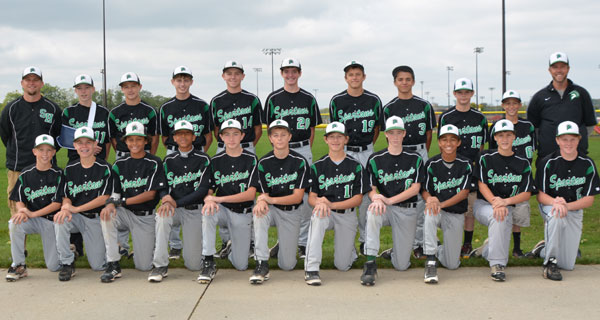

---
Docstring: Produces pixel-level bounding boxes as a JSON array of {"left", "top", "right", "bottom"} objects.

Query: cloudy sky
[{"left": 1, "top": 0, "right": 598, "bottom": 107}]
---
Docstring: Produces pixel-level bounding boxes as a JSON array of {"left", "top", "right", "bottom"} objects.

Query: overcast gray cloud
[{"left": 1, "top": 0, "right": 599, "bottom": 108}]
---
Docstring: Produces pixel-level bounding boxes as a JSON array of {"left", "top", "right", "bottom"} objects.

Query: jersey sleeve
[
  {"left": 329, "top": 97, "right": 339, "bottom": 122},
  {"left": 480, "top": 114, "right": 489, "bottom": 145},
  {"left": 256, "top": 161, "right": 268, "bottom": 194},
  {"left": 583, "top": 158, "right": 600, "bottom": 197},
  {"left": 50, "top": 101, "right": 62, "bottom": 141},
  {"left": 474, "top": 154, "right": 485, "bottom": 183},
  {"left": 517, "top": 161, "right": 534, "bottom": 194},
  {"left": 108, "top": 111, "right": 118, "bottom": 140},
  {"left": 415, "top": 156, "right": 426, "bottom": 184},
  {"left": 579, "top": 87, "right": 598, "bottom": 126},
  {"left": 425, "top": 102, "right": 436, "bottom": 131},
  {"left": 311, "top": 96, "right": 322, "bottom": 126},
  {"left": 249, "top": 156, "right": 260, "bottom": 190},
  {"left": 147, "top": 106, "right": 158, "bottom": 135},
  {"left": 488, "top": 121, "right": 498, "bottom": 149},
  {"left": 101, "top": 165, "right": 115, "bottom": 196},
  {"left": 252, "top": 96, "right": 262, "bottom": 126},
  {"left": 111, "top": 164, "right": 123, "bottom": 195},
  {"left": 352, "top": 163, "right": 367, "bottom": 196},
  {"left": 423, "top": 161, "right": 434, "bottom": 195},
  {"left": 297, "top": 157, "right": 310, "bottom": 190},
  {"left": 159, "top": 105, "right": 169, "bottom": 136},
  {"left": 9, "top": 173, "right": 24, "bottom": 203},
  {"left": 201, "top": 102, "right": 212, "bottom": 136},
  {"left": 309, "top": 164, "right": 319, "bottom": 195}
]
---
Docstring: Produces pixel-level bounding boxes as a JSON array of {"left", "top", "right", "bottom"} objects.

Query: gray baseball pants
[
  {"left": 55, "top": 213, "right": 106, "bottom": 270},
  {"left": 539, "top": 204, "right": 583, "bottom": 270},
  {"left": 346, "top": 144, "right": 373, "bottom": 244},
  {"left": 202, "top": 204, "right": 252, "bottom": 270},
  {"left": 423, "top": 210, "right": 464, "bottom": 269},
  {"left": 9, "top": 217, "right": 59, "bottom": 271},
  {"left": 473, "top": 199, "right": 513, "bottom": 267},
  {"left": 305, "top": 210, "right": 358, "bottom": 272},
  {"left": 253, "top": 205, "right": 301, "bottom": 270},
  {"left": 292, "top": 144, "right": 313, "bottom": 248},
  {"left": 153, "top": 207, "right": 203, "bottom": 270}
]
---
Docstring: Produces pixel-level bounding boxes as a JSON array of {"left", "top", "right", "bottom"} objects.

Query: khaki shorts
[
  {"left": 464, "top": 191, "right": 477, "bottom": 218},
  {"left": 7, "top": 170, "right": 20, "bottom": 215},
  {"left": 512, "top": 201, "right": 531, "bottom": 227}
]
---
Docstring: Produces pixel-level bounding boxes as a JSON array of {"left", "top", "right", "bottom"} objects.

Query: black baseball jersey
[
  {"left": 10, "top": 164, "right": 62, "bottom": 219},
  {"left": 159, "top": 95, "right": 212, "bottom": 150},
  {"left": 59, "top": 158, "right": 114, "bottom": 214},
  {"left": 62, "top": 103, "right": 111, "bottom": 162},
  {"left": 257, "top": 150, "right": 310, "bottom": 199},
  {"left": 209, "top": 150, "right": 259, "bottom": 210},
  {"left": 438, "top": 107, "right": 488, "bottom": 163},
  {"left": 367, "top": 149, "right": 425, "bottom": 204},
  {"left": 536, "top": 150, "right": 600, "bottom": 202},
  {"left": 210, "top": 90, "right": 261, "bottom": 144},
  {"left": 423, "top": 154, "right": 473, "bottom": 214},
  {"left": 162, "top": 148, "right": 211, "bottom": 207},
  {"left": 381, "top": 96, "right": 436, "bottom": 145},
  {"left": 488, "top": 118, "right": 536, "bottom": 162},
  {"left": 264, "top": 88, "right": 323, "bottom": 143},
  {"left": 0, "top": 96, "right": 62, "bottom": 171},
  {"left": 329, "top": 90, "right": 382, "bottom": 146},
  {"left": 108, "top": 101, "right": 158, "bottom": 152},
  {"left": 112, "top": 153, "right": 167, "bottom": 212},
  {"left": 474, "top": 151, "right": 534, "bottom": 200},
  {"left": 527, "top": 79, "right": 596, "bottom": 158},
  {"left": 310, "top": 154, "right": 368, "bottom": 203}
]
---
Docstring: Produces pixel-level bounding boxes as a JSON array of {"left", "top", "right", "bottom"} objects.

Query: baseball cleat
[
  {"left": 304, "top": 271, "right": 322, "bottom": 286},
  {"left": 413, "top": 246, "right": 425, "bottom": 260},
  {"left": 100, "top": 261, "right": 122, "bottom": 283},
  {"left": 379, "top": 248, "right": 392, "bottom": 260},
  {"left": 512, "top": 249, "right": 525, "bottom": 258},
  {"left": 6, "top": 264, "right": 27, "bottom": 282},
  {"left": 490, "top": 265, "right": 506, "bottom": 282},
  {"left": 524, "top": 240, "right": 545, "bottom": 258},
  {"left": 198, "top": 260, "right": 217, "bottom": 284},
  {"left": 360, "top": 261, "right": 377, "bottom": 286},
  {"left": 249, "top": 260, "right": 270, "bottom": 285},
  {"left": 424, "top": 260, "right": 438, "bottom": 284},
  {"left": 543, "top": 257, "right": 562, "bottom": 281},
  {"left": 358, "top": 242, "right": 365, "bottom": 256},
  {"left": 215, "top": 240, "right": 232, "bottom": 259},
  {"left": 460, "top": 243, "right": 473, "bottom": 259},
  {"left": 58, "top": 263, "right": 76, "bottom": 281},
  {"left": 268, "top": 242, "right": 279, "bottom": 259},
  {"left": 168, "top": 248, "right": 182, "bottom": 260},
  {"left": 119, "top": 246, "right": 134, "bottom": 259},
  {"left": 148, "top": 266, "right": 168, "bottom": 282},
  {"left": 69, "top": 244, "right": 80, "bottom": 259},
  {"left": 248, "top": 241, "right": 255, "bottom": 259},
  {"left": 298, "top": 245, "right": 306, "bottom": 260},
  {"left": 469, "top": 238, "right": 488, "bottom": 258}
]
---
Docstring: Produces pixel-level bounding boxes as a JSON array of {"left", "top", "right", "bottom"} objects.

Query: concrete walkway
[{"left": 2, "top": 266, "right": 599, "bottom": 319}]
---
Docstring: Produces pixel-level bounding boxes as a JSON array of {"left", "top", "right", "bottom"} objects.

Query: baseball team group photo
[{"left": 2, "top": 50, "right": 599, "bottom": 288}]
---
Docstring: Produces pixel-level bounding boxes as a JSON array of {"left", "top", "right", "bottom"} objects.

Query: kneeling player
[
  {"left": 360, "top": 116, "right": 424, "bottom": 286},
  {"left": 472, "top": 120, "right": 533, "bottom": 281},
  {"left": 528, "top": 121, "right": 599, "bottom": 281},
  {"left": 100, "top": 122, "right": 167, "bottom": 282},
  {"left": 421, "top": 125, "right": 472, "bottom": 284},
  {"left": 149, "top": 120, "right": 211, "bottom": 282},
  {"left": 304, "top": 122, "right": 367, "bottom": 286},
  {"left": 251, "top": 120, "right": 309, "bottom": 284},
  {"left": 6, "top": 135, "right": 62, "bottom": 281}
]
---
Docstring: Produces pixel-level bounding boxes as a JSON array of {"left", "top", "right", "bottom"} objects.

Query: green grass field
[{"left": 1, "top": 130, "right": 599, "bottom": 270}]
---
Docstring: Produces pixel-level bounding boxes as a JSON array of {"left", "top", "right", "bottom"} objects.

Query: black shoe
[
  {"left": 360, "top": 261, "right": 377, "bottom": 286},
  {"left": 491, "top": 265, "right": 506, "bottom": 282},
  {"left": 215, "top": 240, "right": 232, "bottom": 259},
  {"left": 413, "top": 246, "right": 425, "bottom": 260},
  {"left": 197, "top": 260, "right": 217, "bottom": 284},
  {"left": 6, "top": 264, "right": 27, "bottom": 282},
  {"left": 525, "top": 240, "right": 545, "bottom": 258},
  {"left": 358, "top": 242, "right": 365, "bottom": 256},
  {"left": 148, "top": 266, "right": 168, "bottom": 282},
  {"left": 58, "top": 263, "right": 76, "bottom": 281},
  {"left": 249, "top": 260, "right": 270, "bottom": 284},
  {"left": 119, "top": 246, "right": 134, "bottom": 259},
  {"left": 269, "top": 242, "right": 279, "bottom": 259},
  {"left": 298, "top": 245, "right": 306, "bottom": 260},
  {"left": 101, "top": 261, "right": 122, "bottom": 283},
  {"left": 304, "top": 271, "right": 321, "bottom": 286},
  {"left": 461, "top": 243, "right": 473, "bottom": 259},
  {"left": 424, "top": 259, "right": 438, "bottom": 284},
  {"left": 543, "top": 257, "right": 562, "bottom": 281},
  {"left": 169, "top": 248, "right": 182, "bottom": 260},
  {"left": 469, "top": 239, "right": 488, "bottom": 258},
  {"left": 379, "top": 248, "right": 392, "bottom": 260},
  {"left": 512, "top": 249, "right": 525, "bottom": 258},
  {"left": 248, "top": 241, "right": 255, "bottom": 259}
]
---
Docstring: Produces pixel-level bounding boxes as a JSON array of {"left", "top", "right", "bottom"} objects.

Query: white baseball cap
[
  {"left": 438, "top": 124, "right": 460, "bottom": 138},
  {"left": 74, "top": 126, "right": 95, "bottom": 141},
  {"left": 344, "top": 60, "right": 364, "bottom": 72},
  {"left": 325, "top": 122, "right": 346, "bottom": 135},
  {"left": 549, "top": 52, "right": 569, "bottom": 66},
  {"left": 502, "top": 90, "right": 521, "bottom": 102},
  {"left": 493, "top": 119, "right": 515, "bottom": 135},
  {"left": 123, "top": 121, "right": 146, "bottom": 139},
  {"left": 223, "top": 60, "right": 244, "bottom": 73},
  {"left": 173, "top": 120, "right": 194, "bottom": 133},
  {"left": 385, "top": 116, "right": 405, "bottom": 131},
  {"left": 268, "top": 119, "right": 290, "bottom": 131},
  {"left": 219, "top": 119, "right": 242, "bottom": 133},
  {"left": 119, "top": 72, "right": 141, "bottom": 86},
  {"left": 22, "top": 66, "right": 42, "bottom": 80},
  {"left": 173, "top": 65, "right": 193, "bottom": 78},
  {"left": 280, "top": 57, "right": 301, "bottom": 70},
  {"left": 556, "top": 121, "right": 580, "bottom": 136},
  {"left": 454, "top": 78, "right": 474, "bottom": 91},
  {"left": 73, "top": 74, "right": 94, "bottom": 87},
  {"left": 34, "top": 134, "right": 55, "bottom": 148}
]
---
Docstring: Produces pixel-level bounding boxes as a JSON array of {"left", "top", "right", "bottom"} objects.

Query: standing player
[
  {"left": 54, "top": 127, "right": 114, "bottom": 281},
  {"left": 527, "top": 52, "right": 596, "bottom": 164},
  {"left": 360, "top": 117, "right": 424, "bottom": 286},
  {"left": 251, "top": 120, "right": 310, "bottom": 284},
  {"left": 159, "top": 66, "right": 212, "bottom": 260},
  {"left": 329, "top": 60, "right": 382, "bottom": 255},
  {"left": 197, "top": 119, "right": 259, "bottom": 283},
  {"left": 438, "top": 78, "right": 488, "bottom": 257},
  {"left": 305, "top": 122, "right": 368, "bottom": 286},
  {"left": 488, "top": 90, "right": 536, "bottom": 257},
  {"left": 421, "top": 125, "right": 473, "bottom": 284},
  {"left": 6, "top": 134, "right": 62, "bottom": 281},
  {"left": 149, "top": 120, "right": 211, "bottom": 282},
  {"left": 265, "top": 57, "right": 323, "bottom": 258},
  {"left": 471, "top": 120, "right": 533, "bottom": 281},
  {"left": 380, "top": 65, "right": 436, "bottom": 259},
  {"left": 1, "top": 66, "right": 61, "bottom": 218},
  {"left": 528, "top": 121, "right": 600, "bottom": 281},
  {"left": 100, "top": 122, "right": 167, "bottom": 282}
]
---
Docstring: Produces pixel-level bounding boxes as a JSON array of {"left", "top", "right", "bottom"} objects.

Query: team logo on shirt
[
  {"left": 458, "top": 125, "right": 483, "bottom": 135},
  {"left": 67, "top": 180, "right": 104, "bottom": 197},
  {"left": 115, "top": 117, "right": 150, "bottom": 131},
  {"left": 569, "top": 90, "right": 580, "bottom": 100},
  {"left": 548, "top": 174, "right": 586, "bottom": 191},
  {"left": 24, "top": 185, "right": 57, "bottom": 202},
  {"left": 120, "top": 177, "right": 149, "bottom": 191},
  {"left": 265, "top": 172, "right": 298, "bottom": 189},
  {"left": 272, "top": 106, "right": 309, "bottom": 118},
  {"left": 39, "top": 109, "right": 54, "bottom": 124},
  {"left": 214, "top": 170, "right": 250, "bottom": 186},
  {"left": 68, "top": 119, "right": 106, "bottom": 129},
  {"left": 337, "top": 109, "right": 375, "bottom": 122},
  {"left": 216, "top": 107, "right": 252, "bottom": 124}
]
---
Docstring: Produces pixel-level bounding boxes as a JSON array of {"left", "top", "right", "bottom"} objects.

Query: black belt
[
  {"left": 395, "top": 202, "right": 417, "bottom": 208},
  {"left": 184, "top": 204, "right": 200, "bottom": 210},
  {"left": 289, "top": 140, "right": 309, "bottom": 149},
  {"left": 403, "top": 144, "right": 425, "bottom": 151},
  {"left": 81, "top": 212, "right": 100, "bottom": 219},
  {"left": 115, "top": 151, "right": 129, "bottom": 158},
  {"left": 44, "top": 214, "right": 56, "bottom": 221},
  {"left": 166, "top": 145, "right": 177, "bottom": 152},
  {"left": 226, "top": 206, "right": 253, "bottom": 214},
  {"left": 274, "top": 204, "right": 301, "bottom": 211},
  {"left": 218, "top": 142, "right": 252, "bottom": 149},
  {"left": 132, "top": 210, "right": 154, "bottom": 216},
  {"left": 332, "top": 209, "right": 349, "bottom": 214},
  {"left": 346, "top": 145, "right": 368, "bottom": 152}
]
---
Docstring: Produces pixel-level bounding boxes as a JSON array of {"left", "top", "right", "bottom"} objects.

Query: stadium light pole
[
  {"left": 262, "top": 48, "right": 281, "bottom": 92},
  {"left": 502, "top": 0, "right": 507, "bottom": 93},
  {"left": 420, "top": 81, "right": 424, "bottom": 98},
  {"left": 446, "top": 66, "right": 454, "bottom": 107},
  {"left": 474, "top": 47, "right": 484, "bottom": 110},
  {"left": 101, "top": 0, "right": 107, "bottom": 108},
  {"left": 253, "top": 68, "right": 262, "bottom": 97},
  {"left": 489, "top": 87, "right": 495, "bottom": 106}
]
